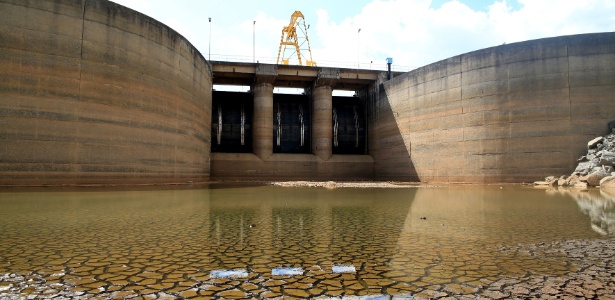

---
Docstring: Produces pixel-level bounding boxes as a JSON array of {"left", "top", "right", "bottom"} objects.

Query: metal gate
[
  {"left": 273, "top": 94, "right": 311, "bottom": 154},
  {"left": 211, "top": 91, "right": 253, "bottom": 153},
  {"left": 332, "top": 96, "right": 366, "bottom": 154}
]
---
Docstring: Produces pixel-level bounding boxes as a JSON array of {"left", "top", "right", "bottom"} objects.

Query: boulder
[
  {"left": 586, "top": 167, "right": 611, "bottom": 186},
  {"left": 555, "top": 126, "right": 615, "bottom": 187},
  {"left": 582, "top": 158, "right": 602, "bottom": 172},
  {"left": 599, "top": 176, "right": 615, "bottom": 189},
  {"left": 588, "top": 136, "right": 604, "bottom": 149},
  {"left": 574, "top": 161, "right": 592, "bottom": 175},
  {"left": 534, "top": 176, "right": 558, "bottom": 186},
  {"left": 600, "top": 151, "right": 615, "bottom": 166},
  {"left": 568, "top": 174, "right": 582, "bottom": 186}
]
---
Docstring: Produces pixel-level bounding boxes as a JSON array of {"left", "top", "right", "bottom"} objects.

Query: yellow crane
[{"left": 276, "top": 11, "right": 316, "bottom": 66}]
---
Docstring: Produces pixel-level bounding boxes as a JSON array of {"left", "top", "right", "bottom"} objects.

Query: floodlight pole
[
  {"left": 357, "top": 28, "right": 361, "bottom": 69},
  {"left": 208, "top": 17, "right": 212, "bottom": 61}
]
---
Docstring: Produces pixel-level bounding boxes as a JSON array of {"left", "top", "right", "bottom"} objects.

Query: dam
[
  {"left": 1, "top": 0, "right": 614, "bottom": 185},
  {"left": 209, "top": 62, "right": 386, "bottom": 181}
]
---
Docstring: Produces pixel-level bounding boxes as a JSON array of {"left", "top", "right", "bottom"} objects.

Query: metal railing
[{"left": 208, "top": 54, "right": 412, "bottom": 72}]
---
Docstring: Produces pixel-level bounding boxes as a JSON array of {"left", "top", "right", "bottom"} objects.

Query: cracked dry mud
[
  {"left": 0, "top": 238, "right": 613, "bottom": 299},
  {"left": 1, "top": 186, "right": 613, "bottom": 299}
]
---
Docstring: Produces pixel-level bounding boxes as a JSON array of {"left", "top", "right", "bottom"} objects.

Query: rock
[
  {"left": 545, "top": 176, "right": 557, "bottom": 182},
  {"left": 588, "top": 137, "right": 604, "bottom": 149},
  {"left": 554, "top": 127, "right": 615, "bottom": 188},
  {"left": 590, "top": 157, "right": 601, "bottom": 168},
  {"left": 535, "top": 176, "right": 558, "bottom": 186},
  {"left": 324, "top": 181, "right": 336, "bottom": 189},
  {"left": 600, "top": 151, "right": 615, "bottom": 166},
  {"left": 568, "top": 174, "right": 582, "bottom": 186},
  {"left": 600, "top": 176, "right": 615, "bottom": 189},
  {"left": 586, "top": 167, "right": 611, "bottom": 186},
  {"left": 534, "top": 181, "right": 555, "bottom": 186},
  {"left": 575, "top": 162, "right": 592, "bottom": 174}
]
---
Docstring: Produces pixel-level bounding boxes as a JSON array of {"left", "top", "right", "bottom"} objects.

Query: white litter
[
  {"left": 271, "top": 267, "right": 303, "bottom": 276},
  {"left": 210, "top": 269, "right": 248, "bottom": 279},
  {"left": 332, "top": 264, "right": 356, "bottom": 273}
]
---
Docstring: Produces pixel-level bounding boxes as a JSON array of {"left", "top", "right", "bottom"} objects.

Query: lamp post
[
  {"left": 208, "top": 17, "right": 211, "bottom": 61},
  {"left": 357, "top": 28, "right": 361, "bottom": 69},
  {"left": 253, "top": 20, "right": 256, "bottom": 63}
]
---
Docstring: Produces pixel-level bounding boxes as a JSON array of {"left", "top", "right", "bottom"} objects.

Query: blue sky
[
  {"left": 431, "top": 0, "right": 521, "bottom": 10},
  {"left": 111, "top": 0, "right": 614, "bottom": 72}
]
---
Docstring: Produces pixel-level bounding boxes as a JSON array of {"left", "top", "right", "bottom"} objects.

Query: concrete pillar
[
  {"left": 253, "top": 83, "right": 274, "bottom": 160},
  {"left": 312, "top": 85, "right": 333, "bottom": 161}
]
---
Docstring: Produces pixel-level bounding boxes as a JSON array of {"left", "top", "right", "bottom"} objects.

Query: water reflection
[
  {"left": 204, "top": 187, "right": 415, "bottom": 273},
  {"left": 554, "top": 188, "right": 615, "bottom": 236},
  {"left": 0, "top": 185, "right": 608, "bottom": 299},
  {"left": 407, "top": 186, "right": 596, "bottom": 244}
]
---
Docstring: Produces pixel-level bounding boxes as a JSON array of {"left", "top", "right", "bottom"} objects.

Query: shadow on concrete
[{"left": 368, "top": 81, "right": 419, "bottom": 182}]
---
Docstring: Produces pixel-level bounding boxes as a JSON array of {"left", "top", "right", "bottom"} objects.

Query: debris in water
[
  {"left": 210, "top": 269, "right": 248, "bottom": 279},
  {"left": 332, "top": 264, "right": 356, "bottom": 273},
  {"left": 272, "top": 267, "right": 303, "bottom": 276}
]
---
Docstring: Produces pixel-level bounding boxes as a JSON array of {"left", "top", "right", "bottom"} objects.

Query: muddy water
[{"left": 0, "top": 185, "right": 611, "bottom": 299}]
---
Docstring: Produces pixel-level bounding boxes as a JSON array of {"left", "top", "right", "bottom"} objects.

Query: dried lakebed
[
  {"left": 1, "top": 185, "right": 613, "bottom": 299},
  {"left": 0, "top": 238, "right": 614, "bottom": 299}
]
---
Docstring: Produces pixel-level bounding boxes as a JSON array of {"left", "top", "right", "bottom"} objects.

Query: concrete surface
[
  {"left": 1, "top": 0, "right": 613, "bottom": 185},
  {"left": 0, "top": 0, "right": 212, "bottom": 185},
  {"left": 371, "top": 32, "right": 615, "bottom": 183}
]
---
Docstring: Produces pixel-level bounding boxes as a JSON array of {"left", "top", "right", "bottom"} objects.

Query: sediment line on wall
[
  {"left": 78, "top": 0, "right": 86, "bottom": 102},
  {"left": 0, "top": 0, "right": 212, "bottom": 186},
  {"left": 374, "top": 32, "right": 615, "bottom": 183},
  {"left": 566, "top": 43, "right": 572, "bottom": 122}
]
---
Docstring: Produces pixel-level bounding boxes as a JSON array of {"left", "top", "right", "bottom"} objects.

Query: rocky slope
[{"left": 536, "top": 122, "right": 615, "bottom": 189}]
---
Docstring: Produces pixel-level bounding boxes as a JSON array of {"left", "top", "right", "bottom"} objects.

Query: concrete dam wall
[
  {"left": 371, "top": 32, "right": 615, "bottom": 183},
  {"left": 0, "top": 0, "right": 212, "bottom": 185},
  {"left": 210, "top": 88, "right": 374, "bottom": 182},
  {"left": 1, "top": 0, "right": 613, "bottom": 185}
]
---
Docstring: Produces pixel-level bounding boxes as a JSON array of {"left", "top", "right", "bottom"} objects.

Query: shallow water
[{"left": 0, "top": 184, "right": 613, "bottom": 298}]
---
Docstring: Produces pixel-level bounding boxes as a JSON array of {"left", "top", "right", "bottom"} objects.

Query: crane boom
[{"left": 276, "top": 11, "right": 316, "bottom": 66}]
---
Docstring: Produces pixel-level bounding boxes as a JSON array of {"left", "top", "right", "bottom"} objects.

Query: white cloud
[
  {"left": 111, "top": 0, "right": 615, "bottom": 72},
  {"left": 309, "top": 0, "right": 615, "bottom": 71}
]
